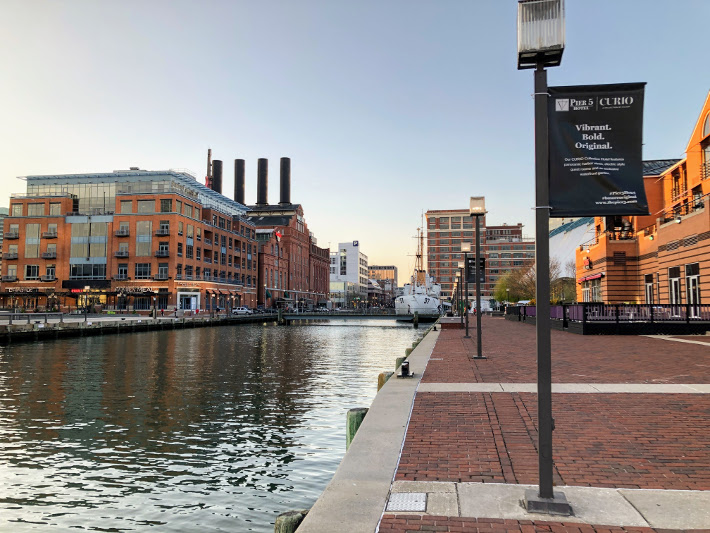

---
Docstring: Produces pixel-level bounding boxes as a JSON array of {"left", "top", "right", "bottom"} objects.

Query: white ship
[{"left": 395, "top": 228, "right": 442, "bottom": 321}]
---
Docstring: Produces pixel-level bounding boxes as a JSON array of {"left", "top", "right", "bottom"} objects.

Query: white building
[{"left": 329, "top": 241, "right": 368, "bottom": 307}]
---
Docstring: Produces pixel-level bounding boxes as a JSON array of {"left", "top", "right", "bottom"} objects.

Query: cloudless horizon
[{"left": 2, "top": 1, "right": 709, "bottom": 281}]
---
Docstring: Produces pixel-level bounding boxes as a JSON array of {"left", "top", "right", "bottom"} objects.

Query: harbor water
[{"left": 0, "top": 318, "right": 422, "bottom": 532}]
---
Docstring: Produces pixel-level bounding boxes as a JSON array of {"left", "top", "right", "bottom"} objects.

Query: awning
[{"left": 578, "top": 273, "right": 605, "bottom": 284}]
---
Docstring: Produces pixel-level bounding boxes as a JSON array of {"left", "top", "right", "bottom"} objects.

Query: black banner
[
  {"left": 548, "top": 83, "right": 648, "bottom": 217},
  {"left": 466, "top": 256, "right": 476, "bottom": 284}
]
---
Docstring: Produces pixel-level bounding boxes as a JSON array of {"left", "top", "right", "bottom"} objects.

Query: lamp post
[
  {"left": 152, "top": 296, "right": 157, "bottom": 319},
  {"left": 455, "top": 271, "right": 462, "bottom": 325},
  {"left": 518, "top": 0, "right": 571, "bottom": 515},
  {"left": 460, "top": 251, "right": 469, "bottom": 338},
  {"left": 470, "top": 197, "right": 486, "bottom": 359}
]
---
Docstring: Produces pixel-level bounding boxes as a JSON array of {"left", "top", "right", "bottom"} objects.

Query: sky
[{"left": 1, "top": 0, "right": 709, "bottom": 280}]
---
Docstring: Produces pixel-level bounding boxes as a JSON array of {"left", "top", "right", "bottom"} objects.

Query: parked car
[{"left": 232, "top": 307, "right": 253, "bottom": 315}]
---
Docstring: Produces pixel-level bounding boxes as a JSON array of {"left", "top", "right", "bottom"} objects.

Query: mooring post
[{"left": 413, "top": 311, "right": 419, "bottom": 328}]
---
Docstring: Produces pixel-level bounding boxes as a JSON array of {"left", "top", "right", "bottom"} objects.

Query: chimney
[
  {"left": 256, "top": 158, "right": 268, "bottom": 206},
  {"left": 205, "top": 148, "right": 212, "bottom": 188},
  {"left": 212, "top": 160, "right": 223, "bottom": 194},
  {"left": 279, "top": 157, "right": 291, "bottom": 205},
  {"left": 235, "top": 159, "right": 245, "bottom": 205}
]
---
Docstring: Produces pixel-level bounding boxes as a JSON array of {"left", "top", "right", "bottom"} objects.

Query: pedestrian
[
  {"left": 160, "top": 308, "right": 164, "bottom": 317},
  {"left": 174, "top": 308, "right": 178, "bottom": 318}
]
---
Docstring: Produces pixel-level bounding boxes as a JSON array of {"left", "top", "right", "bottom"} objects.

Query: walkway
[{"left": 383, "top": 316, "right": 710, "bottom": 531}]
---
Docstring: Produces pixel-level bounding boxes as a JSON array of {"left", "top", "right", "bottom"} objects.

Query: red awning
[{"left": 577, "top": 273, "right": 604, "bottom": 283}]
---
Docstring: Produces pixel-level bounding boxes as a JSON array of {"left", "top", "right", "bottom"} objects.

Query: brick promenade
[{"left": 380, "top": 316, "right": 710, "bottom": 532}]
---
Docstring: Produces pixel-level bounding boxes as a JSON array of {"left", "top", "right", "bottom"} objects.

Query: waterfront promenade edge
[{"left": 298, "top": 315, "right": 710, "bottom": 532}]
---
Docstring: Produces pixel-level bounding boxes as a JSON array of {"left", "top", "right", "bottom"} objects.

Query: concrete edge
[{"left": 296, "top": 325, "right": 440, "bottom": 533}]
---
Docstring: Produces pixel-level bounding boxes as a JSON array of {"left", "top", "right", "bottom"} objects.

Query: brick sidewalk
[
  {"left": 424, "top": 316, "right": 710, "bottom": 383},
  {"left": 381, "top": 317, "right": 710, "bottom": 532}
]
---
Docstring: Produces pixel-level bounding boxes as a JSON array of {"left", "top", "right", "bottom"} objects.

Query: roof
[
  {"left": 247, "top": 214, "right": 294, "bottom": 227},
  {"left": 642, "top": 159, "right": 681, "bottom": 176},
  {"left": 549, "top": 216, "right": 594, "bottom": 238}
]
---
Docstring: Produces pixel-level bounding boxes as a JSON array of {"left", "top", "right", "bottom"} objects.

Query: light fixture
[
  {"left": 675, "top": 216, "right": 682, "bottom": 224},
  {"left": 517, "top": 0, "right": 565, "bottom": 70},
  {"left": 469, "top": 196, "right": 487, "bottom": 216},
  {"left": 648, "top": 235, "right": 655, "bottom": 241},
  {"left": 585, "top": 248, "right": 590, "bottom": 254},
  {"left": 461, "top": 242, "right": 472, "bottom": 253}
]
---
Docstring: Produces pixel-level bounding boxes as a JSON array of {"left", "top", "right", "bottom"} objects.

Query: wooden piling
[{"left": 346, "top": 407, "right": 368, "bottom": 450}]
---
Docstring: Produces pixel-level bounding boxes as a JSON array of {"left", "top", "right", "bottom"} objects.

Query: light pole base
[
  {"left": 472, "top": 355, "right": 487, "bottom": 360},
  {"left": 523, "top": 489, "right": 572, "bottom": 516}
]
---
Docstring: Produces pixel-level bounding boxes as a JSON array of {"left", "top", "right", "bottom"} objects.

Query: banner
[{"left": 548, "top": 83, "right": 648, "bottom": 217}]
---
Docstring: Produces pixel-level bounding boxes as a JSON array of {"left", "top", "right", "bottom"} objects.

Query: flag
[{"left": 266, "top": 290, "right": 272, "bottom": 299}]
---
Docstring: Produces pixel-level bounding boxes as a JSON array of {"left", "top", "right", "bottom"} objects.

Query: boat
[{"left": 395, "top": 227, "right": 442, "bottom": 321}]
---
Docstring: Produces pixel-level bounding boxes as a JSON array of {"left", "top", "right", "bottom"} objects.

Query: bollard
[
  {"left": 377, "top": 371, "right": 394, "bottom": 391},
  {"left": 346, "top": 407, "right": 368, "bottom": 450},
  {"left": 274, "top": 510, "right": 309, "bottom": 533},
  {"left": 413, "top": 311, "right": 419, "bottom": 328},
  {"left": 395, "top": 356, "right": 405, "bottom": 370}
]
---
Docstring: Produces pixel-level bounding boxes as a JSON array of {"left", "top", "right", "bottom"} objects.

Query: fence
[{"left": 505, "top": 303, "right": 710, "bottom": 335}]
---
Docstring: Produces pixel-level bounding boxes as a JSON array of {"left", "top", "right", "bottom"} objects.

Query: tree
[{"left": 493, "top": 258, "right": 565, "bottom": 303}]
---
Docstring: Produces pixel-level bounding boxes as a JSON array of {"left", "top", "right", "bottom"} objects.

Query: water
[{"left": 0, "top": 319, "right": 421, "bottom": 532}]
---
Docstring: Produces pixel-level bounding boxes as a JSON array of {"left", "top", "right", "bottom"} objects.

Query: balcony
[
  {"left": 153, "top": 274, "right": 169, "bottom": 281},
  {"left": 115, "top": 229, "right": 130, "bottom": 237},
  {"left": 1, "top": 275, "right": 18, "bottom": 282},
  {"left": 204, "top": 238, "right": 212, "bottom": 246},
  {"left": 5, "top": 232, "right": 19, "bottom": 240},
  {"left": 155, "top": 228, "right": 170, "bottom": 236},
  {"left": 41, "top": 252, "right": 57, "bottom": 259},
  {"left": 702, "top": 162, "right": 710, "bottom": 181},
  {"left": 40, "top": 274, "right": 57, "bottom": 282},
  {"left": 113, "top": 274, "right": 129, "bottom": 281},
  {"left": 155, "top": 250, "right": 170, "bottom": 257},
  {"left": 114, "top": 250, "right": 129, "bottom": 258},
  {"left": 42, "top": 231, "right": 58, "bottom": 239},
  {"left": 3, "top": 252, "right": 18, "bottom": 260}
]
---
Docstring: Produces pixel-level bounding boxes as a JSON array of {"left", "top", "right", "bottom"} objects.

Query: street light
[
  {"left": 518, "top": 0, "right": 571, "bottom": 515},
  {"left": 470, "top": 197, "right": 486, "bottom": 360},
  {"left": 459, "top": 251, "right": 469, "bottom": 339},
  {"left": 455, "top": 270, "right": 462, "bottom": 325}
]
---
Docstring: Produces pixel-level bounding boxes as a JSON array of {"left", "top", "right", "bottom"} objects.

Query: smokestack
[
  {"left": 279, "top": 157, "right": 291, "bottom": 205},
  {"left": 256, "top": 158, "right": 268, "bottom": 206},
  {"left": 205, "top": 148, "right": 212, "bottom": 188},
  {"left": 212, "top": 160, "right": 223, "bottom": 194},
  {"left": 235, "top": 159, "right": 245, "bottom": 205}
]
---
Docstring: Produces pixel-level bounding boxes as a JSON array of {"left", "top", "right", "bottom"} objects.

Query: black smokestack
[
  {"left": 235, "top": 159, "right": 245, "bottom": 205},
  {"left": 212, "top": 160, "right": 223, "bottom": 194},
  {"left": 279, "top": 157, "right": 291, "bottom": 205},
  {"left": 257, "top": 158, "right": 268, "bottom": 206}
]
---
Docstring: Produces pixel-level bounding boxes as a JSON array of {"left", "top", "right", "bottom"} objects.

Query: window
[
  {"left": 186, "top": 244, "right": 193, "bottom": 259},
  {"left": 158, "top": 263, "right": 169, "bottom": 279},
  {"left": 176, "top": 200, "right": 182, "bottom": 214},
  {"left": 11, "top": 204, "right": 22, "bottom": 216},
  {"left": 117, "top": 263, "right": 128, "bottom": 279},
  {"left": 177, "top": 242, "right": 183, "bottom": 256},
  {"left": 46, "top": 265, "right": 56, "bottom": 279},
  {"left": 119, "top": 221, "right": 129, "bottom": 234},
  {"left": 136, "top": 220, "right": 152, "bottom": 256},
  {"left": 185, "top": 204, "right": 193, "bottom": 218},
  {"left": 160, "top": 199, "right": 172, "bottom": 213},
  {"left": 196, "top": 248, "right": 201, "bottom": 260},
  {"left": 6, "top": 264, "right": 17, "bottom": 278},
  {"left": 178, "top": 221, "right": 183, "bottom": 235},
  {"left": 46, "top": 243, "right": 57, "bottom": 256},
  {"left": 25, "top": 265, "right": 39, "bottom": 280},
  {"left": 135, "top": 263, "right": 152, "bottom": 279},
  {"left": 69, "top": 264, "right": 106, "bottom": 279},
  {"left": 120, "top": 200, "right": 133, "bottom": 214},
  {"left": 47, "top": 223, "right": 58, "bottom": 236},
  {"left": 49, "top": 203, "right": 61, "bottom": 216},
  {"left": 704, "top": 113, "right": 710, "bottom": 138},
  {"left": 137, "top": 200, "right": 154, "bottom": 213},
  {"left": 28, "top": 203, "right": 45, "bottom": 216},
  {"left": 25, "top": 224, "right": 40, "bottom": 258}
]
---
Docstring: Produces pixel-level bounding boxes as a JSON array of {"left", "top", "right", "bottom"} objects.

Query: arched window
[{"left": 704, "top": 113, "right": 710, "bottom": 138}]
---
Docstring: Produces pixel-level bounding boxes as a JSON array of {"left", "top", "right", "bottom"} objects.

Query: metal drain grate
[{"left": 386, "top": 492, "right": 427, "bottom": 512}]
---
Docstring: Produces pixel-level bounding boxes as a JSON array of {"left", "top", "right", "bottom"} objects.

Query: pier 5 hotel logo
[{"left": 547, "top": 83, "right": 648, "bottom": 218}]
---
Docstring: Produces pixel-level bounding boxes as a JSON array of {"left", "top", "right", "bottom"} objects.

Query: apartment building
[{"left": 0, "top": 169, "right": 257, "bottom": 312}]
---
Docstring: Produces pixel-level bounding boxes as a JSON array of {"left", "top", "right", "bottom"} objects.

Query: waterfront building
[
  {"left": 0, "top": 207, "right": 8, "bottom": 280},
  {"left": 0, "top": 169, "right": 258, "bottom": 312},
  {"left": 368, "top": 265, "right": 397, "bottom": 305},
  {"left": 244, "top": 157, "right": 329, "bottom": 309},
  {"left": 329, "top": 241, "right": 368, "bottom": 308},
  {"left": 425, "top": 206, "right": 534, "bottom": 301},
  {"left": 576, "top": 91, "right": 710, "bottom": 304}
]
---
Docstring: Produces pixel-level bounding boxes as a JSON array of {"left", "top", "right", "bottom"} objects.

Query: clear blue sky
[{"left": 2, "top": 0, "right": 708, "bottom": 280}]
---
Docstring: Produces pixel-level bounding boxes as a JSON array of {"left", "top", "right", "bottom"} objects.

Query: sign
[
  {"left": 548, "top": 83, "right": 648, "bottom": 217},
  {"left": 465, "top": 257, "right": 477, "bottom": 284}
]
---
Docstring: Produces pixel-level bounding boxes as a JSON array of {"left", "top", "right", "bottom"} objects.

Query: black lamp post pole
[{"left": 474, "top": 214, "right": 484, "bottom": 359}]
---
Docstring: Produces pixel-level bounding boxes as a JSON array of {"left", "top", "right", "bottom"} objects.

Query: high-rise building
[
  {"left": 425, "top": 205, "right": 534, "bottom": 302},
  {"left": 329, "top": 241, "right": 368, "bottom": 308}
]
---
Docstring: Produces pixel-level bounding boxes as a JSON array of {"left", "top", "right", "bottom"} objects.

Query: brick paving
[
  {"left": 381, "top": 317, "right": 710, "bottom": 532},
  {"left": 424, "top": 317, "right": 710, "bottom": 383},
  {"left": 378, "top": 516, "right": 676, "bottom": 533}
]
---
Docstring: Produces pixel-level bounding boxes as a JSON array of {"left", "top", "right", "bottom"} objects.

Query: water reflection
[{"left": 0, "top": 319, "right": 419, "bottom": 532}]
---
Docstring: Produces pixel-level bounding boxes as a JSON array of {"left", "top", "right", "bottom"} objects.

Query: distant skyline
[{"left": 2, "top": 1, "right": 709, "bottom": 280}]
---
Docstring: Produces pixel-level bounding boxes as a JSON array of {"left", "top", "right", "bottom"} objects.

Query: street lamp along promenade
[
  {"left": 469, "top": 197, "right": 485, "bottom": 360},
  {"left": 518, "top": 0, "right": 572, "bottom": 515}
]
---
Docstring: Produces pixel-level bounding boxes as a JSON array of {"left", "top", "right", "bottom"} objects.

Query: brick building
[
  {"left": 425, "top": 207, "right": 534, "bottom": 302},
  {"left": 0, "top": 169, "right": 257, "bottom": 313},
  {"left": 576, "top": 91, "right": 710, "bottom": 305}
]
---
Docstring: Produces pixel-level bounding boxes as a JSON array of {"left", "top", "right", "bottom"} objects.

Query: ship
[{"left": 395, "top": 227, "right": 442, "bottom": 321}]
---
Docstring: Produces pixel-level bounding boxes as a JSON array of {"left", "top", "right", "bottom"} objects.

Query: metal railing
[
  {"left": 507, "top": 303, "right": 710, "bottom": 323},
  {"left": 155, "top": 228, "right": 170, "bottom": 236},
  {"left": 5, "top": 232, "right": 19, "bottom": 239},
  {"left": 155, "top": 250, "right": 170, "bottom": 257},
  {"left": 40, "top": 275, "right": 56, "bottom": 281},
  {"left": 114, "top": 251, "right": 129, "bottom": 257},
  {"left": 41, "top": 252, "right": 57, "bottom": 259},
  {"left": 115, "top": 229, "right": 130, "bottom": 237},
  {"left": 1, "top": 276, "right": 18, "bottom": 282},
  {"left": 42, "top": 232, "right": 58, "bottom": 238},
  {"left": 3, "top": 253, "right": 18, "bottom": 260},
  {"left": 701, "top": 161, "right": 710, "bottom": 181}
]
